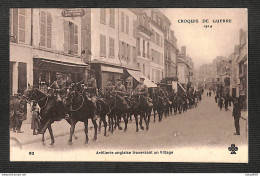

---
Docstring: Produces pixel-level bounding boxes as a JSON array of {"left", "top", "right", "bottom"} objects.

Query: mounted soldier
[
  {"left": 134, "top": 77, "right": 153, "bottom": 107},
  {"left": 78, "top": 69, "right": 99, "bottom": 120},
  {"left": 115, "top": 78, "right": 130, "bottom": 109},
  {"left": 105, "top": 79, "right": 115, "bottom": 95},
  {"left": 49, "top": 72, "right": 70, "bottom": 119}
]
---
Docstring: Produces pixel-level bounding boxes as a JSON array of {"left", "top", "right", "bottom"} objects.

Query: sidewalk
[{"left": 10, "top": 119, "right": 85, "bottom": 146}]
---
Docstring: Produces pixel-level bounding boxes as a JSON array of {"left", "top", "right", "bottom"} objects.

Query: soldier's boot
[{"left": 92, "top": 102, "right": 99, "bottom": 121}]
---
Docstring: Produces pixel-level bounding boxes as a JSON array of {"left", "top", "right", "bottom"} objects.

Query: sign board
[{"left": 62, "top": 9, "right": 85, "bottom": 17}]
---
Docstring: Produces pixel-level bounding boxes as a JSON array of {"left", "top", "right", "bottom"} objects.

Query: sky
[{"left": 162, "top": 8, "right": 247, "bottom": 69}]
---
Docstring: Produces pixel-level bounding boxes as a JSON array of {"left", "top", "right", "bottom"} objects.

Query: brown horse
[
  {"left": 23, "top": 85, "right": 68, "bottom": 145},
  {"left": 67, "top": 83, "right": 98, "bottom": 144},
  {"left": 130, "top": 94, "right": 150, "bottom": 132}
]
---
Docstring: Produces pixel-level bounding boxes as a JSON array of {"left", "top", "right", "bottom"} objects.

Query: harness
[{"left": 70, "top": 93, "right": 85, "bottom": 112}]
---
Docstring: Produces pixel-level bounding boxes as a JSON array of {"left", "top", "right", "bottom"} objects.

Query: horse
[
  {"left": 130, "top": 94, "right": 150, "bottom": 132},
  {"left": 66, "top": 83, "right": 98, "bottom": 144},
  {"left": 96, "top": 97, "right": 109, "bottom": 137},
  {"left": 152, "top": 93, "right": 164, "bottom": 122},
  {"left": 105, "top": 92, "right": 129, "bottom": 133},
  {"left": 23, "top": 85, "right": 68, "bottom": 145}
]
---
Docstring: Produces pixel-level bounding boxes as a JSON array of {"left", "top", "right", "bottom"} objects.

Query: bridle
[
  {"left": 24, "top": 88, "right": 49, "bottom": 109},
  {"left": 69, "top": 91, "right": 85, "bottom": 112}
]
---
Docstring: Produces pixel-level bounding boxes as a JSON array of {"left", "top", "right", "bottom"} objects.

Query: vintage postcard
[{"left": 9, "top": 8, "right": 248, "bottom": 162}]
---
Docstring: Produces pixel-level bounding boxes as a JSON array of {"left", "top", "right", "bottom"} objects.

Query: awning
[
  {"left": 101, "top": 65, "right": 123, "bottom": 73},
  {"left": 127, "top": 69, "right": 157, "bottom": 88},
  {"left": 34, "top": 57, "right": 89, "bottom": 73},
  {"left": 177, "top": 82, "right": 186, "bottom": 92}
]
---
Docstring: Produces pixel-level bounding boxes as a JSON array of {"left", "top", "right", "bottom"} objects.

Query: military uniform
[
  {"left": 49, "top": 77, "right": 66, "bottom": 103},
  {"left": 232, "top": 100, "right": 241, "bottom": 135},
  {"left": 105, "top": 82, "right": 115, "bottom": 94},
  {"left": 135, "top": 82, "right": 153, "bottom": 107},
  {"left": 115, "top": 81, "right": 130, "bottom": 109},
  {"left": 79, "top": 75, "right": 98, "bottom": 119},
  {"left": 12, "top": 95, "right": 26, "bottom": 133}
]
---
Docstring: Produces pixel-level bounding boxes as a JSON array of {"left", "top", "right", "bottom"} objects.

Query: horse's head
[{"left": 23, "top": 84, "right": 40, "bottom": 102}]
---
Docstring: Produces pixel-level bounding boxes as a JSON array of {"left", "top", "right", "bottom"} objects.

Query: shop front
[{"left": 33, "top": 57, "right": 89, "bottom": 93}]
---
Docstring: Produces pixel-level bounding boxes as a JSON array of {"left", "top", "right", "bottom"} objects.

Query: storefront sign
[{"left": 62, "top": 9, "right": 85, "bottom": 17}]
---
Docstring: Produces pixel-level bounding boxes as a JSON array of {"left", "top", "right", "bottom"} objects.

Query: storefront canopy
[
  {"left": 34, "top": 57, "right": 89, "bottom": 73},
  {"left": 127, "top": 69, "right": 157, "bottom": 88},
  {"left": 178, "top": 82, "right": 186, "bottom": 92}
]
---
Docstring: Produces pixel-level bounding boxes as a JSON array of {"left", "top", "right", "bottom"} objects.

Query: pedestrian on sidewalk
[
  {"left": 224, "top": 95, "right": 229, "bottom": 111},
  {"left": 207, "top": 92, "right": 208, "bottom": 97},
  {"left": 215, "top": 95, "right": 218, "bottom": 103},
  {"left": 232, "top": 98, "right": 241, "bottom": 135},
  {"left": 31, "top": 102, "right": 40, "bottom": 135},
  {"left": 13, "top": 94, "right": 26, "bottom": 133},
  {"left": 218, "top": 97, "right": 223, "bottom": 111}
]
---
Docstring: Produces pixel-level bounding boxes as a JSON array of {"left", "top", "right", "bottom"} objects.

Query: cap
[
  {"left": 56, "top": 72, "right": 62, "bottom": 75},
  {"left": 107, "top": 78, "right": 113, "bottom": 82},
  {"left": 117, "top": 78, "right": 123, "bottom": 81}
]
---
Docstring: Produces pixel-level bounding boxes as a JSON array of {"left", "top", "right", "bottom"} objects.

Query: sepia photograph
[{"left": 9, "top": 8, "right": 248, "bottom": 162}]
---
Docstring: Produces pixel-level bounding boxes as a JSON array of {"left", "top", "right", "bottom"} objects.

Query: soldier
[
  {"left": 218, "top": 96, "right": 223, "bottom": 111},
  {"left": 49, "top": 72, "right": 70, "bottom": 119},
  {"left": 115, "top": 78, "right": 130, "bottom": 109},
  {"left": 13, "top": 94, "right": 26, "bottom": 133},
  {"left": 105, "top": 79, "right": 115, "bottom": 94},
  {"left": 79, "top": 69, "right": 99, "bottom": 120},
  {"left": 31, "top": 102, "right": 40, "bottom": 135},
  {"left": 232, "top": 98, "right": 241, "bottom": 135},
  {"left": 224, "top": 95, "right": 229, "bottom": 111},
  {"left": 134, "top": 77, "right": 153, "bottom": 107}
]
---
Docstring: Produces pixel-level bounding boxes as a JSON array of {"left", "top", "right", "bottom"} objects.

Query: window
[
  {"left": 151, "top": 29, "right": 155, "bottom": 43},
  {"left": 137, "top": 37, "right": 140, "bottom": 56},
  {"left": 147, "top": 42, "right": 149, "bottom": 59},
  {"left": 109, "top": 9, "right": 115, "bottom": 28},
  {"left": 100, "top": 34, "right": 106, "bottom": 57},
  {"left": 132, "top": 46, "right": 136, "bottom": 60},
  {"left": 18, "top": 9, "right": 25, "bottom": 43},
  {"left": 40, "top": 11, "right": 52, "bottom": 48},
  {"left": 126, "top": 44, "right": 130, "bottom": 61},
  {"left": 100, "top": 9, "right": 106, "bottom": 24},
  {"left": 109, "top": 37, "right": 115, "bottom": 58},
  {"left": 137, "top": 63, "right": 140, "bottom": 69},
  {"left": 121, "top": 11, "right": 125, "bottom": 32},
  {"left": 143, "top": 64, "right": 145, "bottom": 75},
  {"left": 143, "top": 40, "right": 145, "bottom": 57},
  {"left": 126, "top": 15, "right": 129, "bottom": 34},
  {"left": 10, "top": 9, "right": 26, "bottom": 43},
  {"left": 156, "top": 33, "right": 160, "bottom": 46},
  {"left": 64, "top": 21, "right": 78, "bottom": 54}
]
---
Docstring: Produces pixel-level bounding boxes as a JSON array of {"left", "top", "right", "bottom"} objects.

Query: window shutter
[
  {"left": 109, "top": 9, "right": 115, "bottom": 27},
  {"left": 69, "top": 22, "right": 75, "bottom": 54},
  {"left": 100, "top": 9, "right": 106, "bottom": 24},
  {"left": 18, "top": 9, "right": 25, "bottom": 43},
  {"left": 133, "top": 20, "right": 137, "bottom": 38},
  {"left": 46, "top": 12, "right": 52, "bottom": 48},
  {"left": 74, "top": 24, "right": 78, "bottom": 54},
  {"left": 121, "top": 11, "right": 124, "bottom": 32},
  {"left": 100, "top": 35, "right": 106, "bottom": 57},
  {"left": 109, "top": 37, "right": 114, "bottom": 57},
  {"left": 9, "top": 9, "right": 13, "bottom": 37},
  {"left": 63, "top": 20, "right": 69, "bottom": 52},
  {"left": 126, "top": 15, "right": 129, "bottom": 34},
  {"left": 40, "top": 11, "right": 46, "bottom": 46}
]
